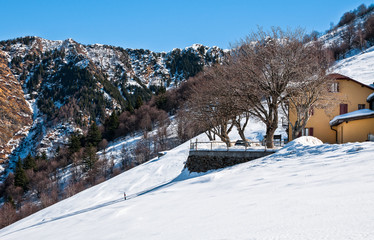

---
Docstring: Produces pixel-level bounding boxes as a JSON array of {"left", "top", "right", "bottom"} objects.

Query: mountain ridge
[{"left": 0, "top": 36, "right": 226, "bottom": 168}]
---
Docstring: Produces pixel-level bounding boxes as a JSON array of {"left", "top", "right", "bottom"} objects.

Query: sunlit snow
[{"left": 1, "top": 127, "right": 374, "bottom": 240}]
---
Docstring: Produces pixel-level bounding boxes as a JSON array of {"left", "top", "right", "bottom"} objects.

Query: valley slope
[{"left": 0, "top": 135, "right": 373, "bottom": 239}]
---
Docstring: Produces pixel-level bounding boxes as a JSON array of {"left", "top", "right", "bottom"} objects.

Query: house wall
[
  {"left": 333, "top": 118, "right": 374, "bottom": 143},
  {"left": 289, "top": 78, "right": 374, "bottom": 143}
]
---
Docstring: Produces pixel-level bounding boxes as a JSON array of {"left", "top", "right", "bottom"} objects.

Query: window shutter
[{"left": 340, "top": 104, "right": 348, "bottom": 114}]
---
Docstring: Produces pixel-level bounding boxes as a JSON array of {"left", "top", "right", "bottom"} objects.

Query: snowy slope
[
  {"left": 1, "top": 133, "right": 374, "bottom": 239},
  {"left": 332, "top": 46, "right": 374, "bottom": 86}
]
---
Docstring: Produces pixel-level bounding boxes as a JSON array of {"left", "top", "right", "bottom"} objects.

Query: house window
[
  {"left": 340, "top": 104, "right": 348, "bottom": 115},
  {"left": 358, "top": 104, "right": 366, "bottom": 110},
  {"left": 303, "top": 128, "right": 314, "bottom": 136},
  {"left": 330, "top": 82, "right": 339, "bottom": 92}
]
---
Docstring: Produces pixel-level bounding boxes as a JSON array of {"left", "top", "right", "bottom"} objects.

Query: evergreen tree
[
  {"left": 86, "top": 122, "right": 102, "bottom": 147},
  {"left": 105, "top": 112, "right": 119, "bottom": 140},
  {"left": 126, "top": 102, "right": 134, "bottom": 113},
  {"left": 83, "top": 144, "right": 97, "bottom": 171},
  {"left": 135, "top": 95, "right": 143, "bottom": 109},
  {"left": 41, "top": 151, "right": 48, "bottom": 161},
  {"left": 69, "top": 133, "right": 82, "bottom": 153},
  {"left": 14, "top": 157, "right": 28, "bottom": 191},
  {"left": 23, "top": 154, "right": 36, "bottom": 170},
  {"left": 155, "top": 93, "right": 168, "bottom": 111}
]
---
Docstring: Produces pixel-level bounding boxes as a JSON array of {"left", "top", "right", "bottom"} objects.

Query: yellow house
[{"left": 288, "top": 73, "right": 374, "bottom": 143}]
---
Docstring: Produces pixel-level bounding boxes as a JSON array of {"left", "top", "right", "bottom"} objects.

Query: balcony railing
[{"left": 189, "top": 139, "right": 286, "bottom": 152}]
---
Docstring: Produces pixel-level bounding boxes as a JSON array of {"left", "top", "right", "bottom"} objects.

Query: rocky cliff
[{"left": 0, "top": 50, "right": 32, "bottom": 162}]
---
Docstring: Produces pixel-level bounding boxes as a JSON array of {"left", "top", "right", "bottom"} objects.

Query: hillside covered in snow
[
  {"left": 332, "top": 45, "right": 374, "bottom": 86},
  {"left": 0, "top": 135, "right": 373, "bottom": 239}
]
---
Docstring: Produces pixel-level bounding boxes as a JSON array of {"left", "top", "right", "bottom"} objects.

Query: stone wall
[{"left": 185, "top": 150, "right": 275, "bottom": 173}]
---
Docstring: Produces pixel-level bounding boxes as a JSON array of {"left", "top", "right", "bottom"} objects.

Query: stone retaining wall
[{"left": 185, "top": 150, "right": 275, "bottom": 173}]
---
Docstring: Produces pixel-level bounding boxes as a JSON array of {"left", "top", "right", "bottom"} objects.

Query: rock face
[
  {"left": 0, "top": 50, "right": 32, "bottom": 162},
  {"left": 0, "top": 37, "right": 227, "bottom": 162}
]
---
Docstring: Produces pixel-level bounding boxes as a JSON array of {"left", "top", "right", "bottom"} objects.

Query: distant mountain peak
[{"left": 0, "top": 36, "right": 227, "bottom": 166}]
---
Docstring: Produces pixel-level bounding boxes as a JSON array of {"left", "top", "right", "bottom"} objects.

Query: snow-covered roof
[
  {"left": 367, "top": 92, "right": 374, "bottom": 102},
  {"left": 330, "top": 109, "right": 374, "bottom": 126}
]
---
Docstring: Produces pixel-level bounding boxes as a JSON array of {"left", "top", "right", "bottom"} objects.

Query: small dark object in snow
[{"left": 235, "top": 140, "right": 251, "bottom": 146}]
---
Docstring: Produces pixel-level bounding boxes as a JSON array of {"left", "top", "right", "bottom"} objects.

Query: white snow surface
[
  {"left": 367, "top": 92, "right": 374, "bottom": 102},
  {"left": 329, "top": 109, "right": 374, "bottom": 126},
  {"left": 1, "top": 134, "right": 374, "bottom": 239},
  {"left": 332, "top": 46, "right": 374, "bottom": 86},
  {"left": 284, "top": 136, "right": 323, "bottom": 147}
]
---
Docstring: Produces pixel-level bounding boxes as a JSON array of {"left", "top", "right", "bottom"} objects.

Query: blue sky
[{"left": 0, "top": 0, "right": 373, "bottom": 52}]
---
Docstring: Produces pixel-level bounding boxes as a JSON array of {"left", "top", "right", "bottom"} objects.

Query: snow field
[
  {"left": 1, "top": 133, "right": 374, "bottom": 239},
  {"left": 332, "top": 46, "right": 374, "bottom": 86}
]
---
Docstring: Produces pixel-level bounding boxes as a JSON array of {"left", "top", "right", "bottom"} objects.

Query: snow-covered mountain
[
  {"left": 0, "top": 36, "right": 227, "bottom": 172},
  {"left": 0, "top": 133, "right": 373, "bottom": 239},
  {"left": 1, "top": 37, "right": 225, "bottom": 90}
]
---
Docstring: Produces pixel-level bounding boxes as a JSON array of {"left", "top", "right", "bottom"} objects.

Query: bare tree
[
  {"left": 0, "top": 203, "right": 17, "bottom": 228},
  {"left": 153, "top": 110, "right": 171, "bottom": 151},
  {"left": 40, "top": 185, "right": 58, "bottom": 208},
  {"left": 187, "top": 65, "right": 237, "bottom": 146},
  {"left": 134, "top": 138, "right": 152, "bottom": 164},
  {"left": 120, "top": 144, "right": 132, "bottom": 170},
  {"left": 64, "top": 181, "right": 84, "bottom": 198},
  {"left": 176, "top": 106, "right": 209, "bottom": 142},
  {"left": 342, "top": 23, "right": 356, "bottom": 50},
  {"left": 19, "top": 202, "right": 39, "bottom": 220},
  {"left": 233, "top": 112, "right": 251, "bottom": 144},
  {"left": 365, "top": 15, "right": 374, "bottom": 43},
  {"left": 354, "top": 23, "right": 366, "bottom": 50},
  {"left": 98, "top": 138, "right": 109, "bottom": 151},
  {"left": 232, "top": 27, "right": 330, "bottom": 147},
  {"left": 283, "top": 41, "right": 333, "bottom": 139},
  {"left": 285, "top": 74, "right": 332, "bottom": 140}
]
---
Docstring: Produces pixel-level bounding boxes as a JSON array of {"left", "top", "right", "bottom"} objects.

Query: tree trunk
[
  {"left": 266, "top": 127, "right": 276, "bottom": 148},
  {"left": 222, "top": 135, "right": 231, "bottom": 147},
  {"left": 291, "top": 111, "right": 310, "bottom": 140},
  {"left": 234, "top": 114, "right": 250, "bottom": 146},
  {"left": 219, "top": 126, "right": 231, "bottom": 147},
  {"left": 265, "top": 102, "right": 279, "bottom": 149},
  {"left": 205, "top": 130, "right": 216, "bottom": 141},
  {"left": 292, "top": 127, "right": 301, "bottom": 141},
  {"left": 238, "top": 129, "right": 246, "bottom": 142},
  {"left": 291, "top": 120, "right": 302, "bottom": 140}
]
